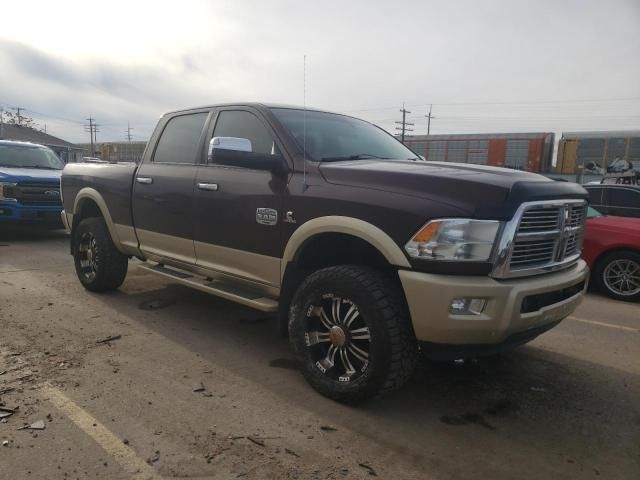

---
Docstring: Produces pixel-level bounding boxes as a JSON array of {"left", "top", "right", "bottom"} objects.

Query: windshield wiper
[{"left": 320, "top": 154, "right": 389, "bottom": 162}]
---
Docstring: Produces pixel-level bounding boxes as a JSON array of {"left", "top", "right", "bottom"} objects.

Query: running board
[{"left": 137, "top": 263, "right": 278, "bottom": 312}]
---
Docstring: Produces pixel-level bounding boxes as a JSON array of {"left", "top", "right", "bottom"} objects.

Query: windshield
[
  {"left": 0, "top": 145, "right": 64, "bottom": 170},
  {"left": 271, "top": 108, "right": 418, "bottom": 161}
]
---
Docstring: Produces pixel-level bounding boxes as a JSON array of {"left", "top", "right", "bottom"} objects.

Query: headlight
[
  {"left": 405, "top": 219, "right": 501, "bottom": 261},
  {"left": 0, "top": 182, "right": 17, "bottom": 201}
]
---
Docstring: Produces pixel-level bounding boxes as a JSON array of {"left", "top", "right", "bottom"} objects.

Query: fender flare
[
  {"left": 72, "top": 187, "right": 122, "bottom": 246},
  {"left": 280, "top": 216, "right": 411, "bottom": 280}
]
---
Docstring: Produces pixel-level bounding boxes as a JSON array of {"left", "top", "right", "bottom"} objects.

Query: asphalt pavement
[{"left": 0, "top": 227, "right": 638, "bottom": 480}]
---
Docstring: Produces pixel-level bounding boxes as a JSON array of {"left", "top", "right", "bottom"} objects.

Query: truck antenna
[{"left": 302, "top": 54, "right": 308, "bottom": 191}]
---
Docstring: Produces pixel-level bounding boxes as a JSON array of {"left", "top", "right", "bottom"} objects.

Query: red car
[{"left": 582, "top": 207, "right": 640, "bottom": 301}]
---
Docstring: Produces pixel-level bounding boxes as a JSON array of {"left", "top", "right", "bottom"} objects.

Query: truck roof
[{"left": 163, "top": 102, "right": 336, "bottom": 117}]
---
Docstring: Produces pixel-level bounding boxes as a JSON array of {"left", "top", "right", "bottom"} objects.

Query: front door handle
[
  {"left": 197, "top": 182, "right": 219, "bottom": 191},
  {"left": 136, "top": 177, "right": 153, "bottom": 184}
]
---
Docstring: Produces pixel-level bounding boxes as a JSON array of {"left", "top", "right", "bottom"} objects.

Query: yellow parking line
[
  {"left": 567, "top": 316, "right": 639, "bottom": 333},
  {"left": 41, "top": 384, "right": 161, "bottom": 480}
]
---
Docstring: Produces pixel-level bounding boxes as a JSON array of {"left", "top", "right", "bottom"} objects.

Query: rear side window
[
  {"left": 153, "top": 113, "right": 208, "bottom": 164},
  {"left": 608, "top": 188, "right": 640, "bottom": 208},
  {"left": 587, "top": 187, "right": 603, "bottom": 205},
  {"left": 212, "top": 111, "right": 276, "bottom": 156}
]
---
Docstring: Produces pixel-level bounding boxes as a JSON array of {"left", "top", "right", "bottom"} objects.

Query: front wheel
[
  {"left": 288, "top": 265, "right": 418, "bottom": 404},
  {"left": 73, "top": 217, "right": 128, "bottom": 292},
  {"left": 593, "top": 250, "right": 640, "bottom": 302}
]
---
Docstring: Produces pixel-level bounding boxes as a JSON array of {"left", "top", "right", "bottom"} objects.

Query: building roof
[{"left": 0, "top": 124, "right": 82, "bottom": 150}]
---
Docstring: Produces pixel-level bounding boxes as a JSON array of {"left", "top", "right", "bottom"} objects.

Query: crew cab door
[
  {"left": 193, "top": 108, "right": 288, "bottom": 287},
  {"left": 132, "top": 111, "right": 210, "bottom": 264}
]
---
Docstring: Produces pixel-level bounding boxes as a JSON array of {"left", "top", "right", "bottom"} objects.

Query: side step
[{"left": 137, "top": 263, "right": 278, "bottom": 312}]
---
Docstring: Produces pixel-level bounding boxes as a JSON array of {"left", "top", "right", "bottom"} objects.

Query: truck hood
[
  {"left": 319, "top": 160, "right": 588, "bottom": 219},
  {"left": 0, "top": 167, "right": 62, "bottom": 182}
]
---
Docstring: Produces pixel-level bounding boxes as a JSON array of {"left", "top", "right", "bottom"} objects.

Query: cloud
[{"left": 0, "top": 0, "right": 639, "bottom": 143}]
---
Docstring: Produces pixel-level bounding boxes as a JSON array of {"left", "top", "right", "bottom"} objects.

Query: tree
[{"left": 2, "top": 108, "right": 37, "bottom": 128}]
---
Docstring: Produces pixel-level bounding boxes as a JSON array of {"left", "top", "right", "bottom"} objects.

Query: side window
[
  {"left": 153, "top": 113, "right": 208, "bottom": 164},
  {"left": 212, "top": 111, "right": 276, "bottom": 156},
  {"left": 587, "top": 187, "right": 603, "bottom": 205},
  {"left": 608, "top": 188, "right": 640, "bottom": 208}
]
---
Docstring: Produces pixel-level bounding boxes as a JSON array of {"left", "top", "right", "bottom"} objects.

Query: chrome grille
[{"left": 492, "top": 200, "right": 587, "bottom": 278}]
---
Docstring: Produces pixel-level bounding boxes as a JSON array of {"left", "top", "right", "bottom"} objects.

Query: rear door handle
[
  {"left": 197, "top": 182, "right": 219, "bottom": 191},
  {"left": 136, "top": 177, "right": 153, "bottom": 184}
]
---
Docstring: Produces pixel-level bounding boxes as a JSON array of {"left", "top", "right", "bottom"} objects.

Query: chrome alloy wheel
[
  {"left": 304, "top": 294, "right": 371, "bottom": 383},
  {"left": 604, "top": 259, "right": 640, "bottom": 297},
  {"left": 78, "top": 232, "right": 99, "bottom": 281}
]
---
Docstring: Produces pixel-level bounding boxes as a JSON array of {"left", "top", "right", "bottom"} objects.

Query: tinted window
[
  {"left": 586, "top": 187, "right": 603, "bottom": 205},
  {"left": 212, "top": 111, "right": 276, "bottom": 155},
  {"left": 608, "top": 188, "right": 640, "bottom": 208},
  {"left": 153, "top": 113, "right": 208, "bottom": 164}
]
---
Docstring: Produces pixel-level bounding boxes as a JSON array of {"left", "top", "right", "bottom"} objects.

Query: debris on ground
[
  {"left": 2, "top": 440, "right": 8, "bottom": 446},
  {"left": 246, "top": 435, "right": 265, "bottom": 447},
  {"left": 0, "top": 388, "right": 15, "bottom": 395},
  {"left": 530, "top": 386, "right": 547, "bottom": 392},
  {"left": 18, "top": 420, "right": 46, "bottom": 431},
  {"left": 320, "top": 425, "right": 338, "bottom": 432},
  {"left": 284, "top": 448, "right": 300, "bottom": 457},
  {"left": 139, "top": 299, "right": 176, "bottom": 310},
  {"left": 147, "top": 450, "right": 160, "bottom": 464},
  {"left": 193, "top": 382, "right": 206, "bottom": 393},
  {"left": 96, "top": 335, "right": 122, "bottom": 345},
  {"left": 358, "top": 462, "right": 377, "bottom": 476}
]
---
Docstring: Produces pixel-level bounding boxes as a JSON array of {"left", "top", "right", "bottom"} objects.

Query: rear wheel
[
  {"left": 288, "top": 265, "right": 418, "bottom": 403},
  {"left": 593, "top": 250, "right": 640, "bottom": 302},
  {"left": 73, "top": 217, "right": 128, "bottom": 292}
]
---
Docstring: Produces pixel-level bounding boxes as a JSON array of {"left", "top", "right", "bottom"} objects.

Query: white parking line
[
  {"left": 41, "top": 384, "right": 162, "bottom": 480},
  {"left": 567, "top": 316, "right": 639, "bottom": 333}
]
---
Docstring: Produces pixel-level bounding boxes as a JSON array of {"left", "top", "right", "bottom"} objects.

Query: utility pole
[
  {"left": 13, "top": 107, "right": 25, "bottom": 126},
  {"left": 125, "top": 122, "right": 133, "bottom": 143},
  {"left": 395, "top": 103, "right": 414, "bottom": 144},
  {"left": 425, "top": 104, "right": 435, "bottom": 136},
  {"left": 84, "top": 116, "right": 100, "bottom": 156}
]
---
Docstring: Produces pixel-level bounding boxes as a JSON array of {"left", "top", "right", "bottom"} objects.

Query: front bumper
[
  {"left": 0, "top": 201, "right": 63, "bottom": 224},
  {"left": 399, "top": 260, "right": 588, "bottom": 346}
]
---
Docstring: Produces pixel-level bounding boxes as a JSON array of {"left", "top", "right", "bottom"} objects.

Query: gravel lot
[{"left": 1, "top": 228, "right": 639, "bottom": 480}]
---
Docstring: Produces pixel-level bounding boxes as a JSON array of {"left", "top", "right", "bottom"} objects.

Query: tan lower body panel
[
  {"left": 136, "top": 228, "right": 196, "bottom": 265},
  {"left": 400, "top": 260, "right": 589, "bottom": 345},
  {"left": 194, "top": 241, "right": 280, "bottom": 287},
  {"left": 114, "top": 224, "right": 140, "bottom": 256}
]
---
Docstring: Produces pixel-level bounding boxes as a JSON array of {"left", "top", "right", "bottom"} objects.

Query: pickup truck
[
  {"left": 61, "top": 103, "right": 589, "bottom": 403},
  {"left": 0, "top": 140, "right": 64, "bottom": 226}
]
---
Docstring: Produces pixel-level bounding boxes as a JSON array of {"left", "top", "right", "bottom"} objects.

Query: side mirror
[{"left": 208, "top": 137, "right": 288, "bottom": 175}]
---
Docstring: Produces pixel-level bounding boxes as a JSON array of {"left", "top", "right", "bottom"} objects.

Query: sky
[{"left": 0, "top": 0, "right": 639, "bottom": 143}]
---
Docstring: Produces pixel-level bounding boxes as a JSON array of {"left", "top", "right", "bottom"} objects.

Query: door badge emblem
[
  {"left": 256, "top": 208, "right": 278, "bottom": 226},
  {"left": 284, "top": 211, "right": 296, "bottom": 224}
]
